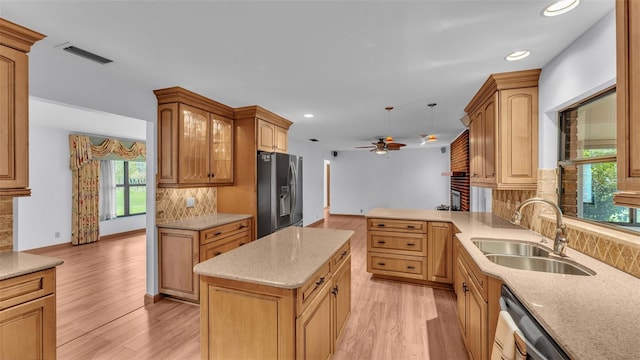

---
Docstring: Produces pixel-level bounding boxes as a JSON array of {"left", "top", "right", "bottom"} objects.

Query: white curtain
[{"left": 99, "top": 160, "right": 117, "bottom": 221}]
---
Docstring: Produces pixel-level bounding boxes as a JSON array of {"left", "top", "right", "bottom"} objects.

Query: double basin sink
[{"left": 472, "top": 238, "right": 595, "bottom": 276}]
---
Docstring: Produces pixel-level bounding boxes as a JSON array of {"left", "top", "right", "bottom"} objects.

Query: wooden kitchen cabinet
[
  {"left": 0, "top": 268, "right": 56, "bottom": 360},
  {"left": 296, "top": 280, "right": 333, "bottom": 360},
  {"left": 427, "top": 222, "right": 453, "bottom": 284},
  {"left": 332, "top": 254, "right": 351, "bottom": 342},
  {"left": 367, "top": 218, "right": 453, "bottom": 286},
  {"left": 465, "top": 69, "right": 540, "bottom": 190},
  {"left": 454, "top": 238, "right": 502, "bottom": 360},
  {"left": 257, "top": 118, "right": 289, "bottom": 153},
  {"left": 217, "top": 105, "right": 293, "bottom": 239},
  {"left": 158, "top": 218, "right": 251, "bottom": 302},
  {"left": 614, "top": 0, "right": 640, "bottom": 207},
  {"left": 0, "top": 19, "right": 45, "bottom": 197},
  {"left": 154, "top": 87, "right": 235, "bottom": 187}
]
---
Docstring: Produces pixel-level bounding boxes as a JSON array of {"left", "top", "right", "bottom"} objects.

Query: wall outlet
[
  {"left": 186, "top": 197, "right": 195, "bottom": 208},
  {"left": 54, "top": 232, "right": 60, "bottom": 239},
  {"left": 360, "top": 209, "right": 363, "bottom": 213}
]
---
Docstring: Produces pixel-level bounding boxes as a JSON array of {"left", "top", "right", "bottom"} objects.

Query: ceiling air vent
[{"left": 63, "top": 45, "right": 113, "bottom": 64}]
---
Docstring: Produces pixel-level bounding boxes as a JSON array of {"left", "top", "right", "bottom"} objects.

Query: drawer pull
[
  {"left": 377, "top": 262, "right": 386, "bottom": 266},
  {"left": 406, "top": 243, "right": 416, "bottom": 247},
  {"left": 239, "top": 223, "right": 247, "bottom": 228},
  {"left": 315, "top": 277, "right": 325, "bottom": 286},
  {"left": 407, "top": 266, "right": 415, "bottom": 270},
  {"left": 213, "top": 251, "right": 222, "bottom": 256},
  {"left": 407, "top": 225, "right": 415, "bottom": 229},
  {"left": 337, "top": 250, "right": 348, "bottom": 262},
  {"left": 377, "top": 241, "right": 386, "bottom": 244},
  {"left": 239, "top": 242, "right": 246, "bottom": 246},
  {"left": 377, "top": 224, "right": 386, "bottom": 227},
  {"left": 214, "top": 231, "right": 222, "bottom": 236}
]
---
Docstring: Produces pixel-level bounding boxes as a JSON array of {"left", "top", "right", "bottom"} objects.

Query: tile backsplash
[
  {"left": 0, "top": 197, "right": 13, "bottom": 252},
  {"left": 493, "top": 169, "right": 640, "bottom": 279},
  {"left": 156, "top": 187, "right": 217, "bottom": 224}
]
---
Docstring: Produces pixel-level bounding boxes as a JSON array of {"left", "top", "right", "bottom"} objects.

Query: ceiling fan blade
[
  {"left": 355, "top": 145, "right": 376, "bottom": 149},
  {"left": 387, "top": 142, "right": 406, "bottom": 150}
]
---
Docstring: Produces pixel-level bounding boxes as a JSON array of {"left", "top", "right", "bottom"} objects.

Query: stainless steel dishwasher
[{"left": 500, "top": 285, "right": 570, "bottom": 360}]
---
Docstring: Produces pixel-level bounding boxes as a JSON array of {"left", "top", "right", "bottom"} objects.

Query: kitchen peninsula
[
  {"left": 366, "top": 208, "right": 640, "bottom": 360},
  {"left": 194, "top": 226, "right": 353, "bottom": 360}
]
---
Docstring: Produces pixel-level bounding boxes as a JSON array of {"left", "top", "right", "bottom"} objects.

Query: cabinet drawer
[
  {"left": 367, "top": 253, "right": 426, "bottom": 280},
  {"left": 368, "top": 231, "right": 426, "bottom": 256},
  {"left": 200, "top": 219, "right": 251, "bottom": 245},
  {"left": 200, "top": 230, "right": 251, "bottom": 262},
  {"left": 0, "top": 268, "right": 55, "bottom": 311},
  {"left": 297, "top": 261, "right": 331, "bottom": 316},
  {"left": 368, "top": 218, "right": 426, "bottom": 233},
  {"left": 332, "top": 242, "right": 350, "bottom": 271}
]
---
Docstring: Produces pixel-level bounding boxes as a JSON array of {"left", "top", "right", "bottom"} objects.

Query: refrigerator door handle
[{"left": 289, "top": 159, "right": 296, "bottom": 220}]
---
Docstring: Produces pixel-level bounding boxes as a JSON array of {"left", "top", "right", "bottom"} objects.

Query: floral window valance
[{"left": 69, "top": 134, "right": 146, "bottom": 170}]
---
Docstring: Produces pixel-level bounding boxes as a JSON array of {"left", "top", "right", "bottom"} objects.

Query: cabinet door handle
[
  {"left": 331, "top": 285, "right": 339, "bottom": 296},
  {"left": 406, "top": 243, "right": 416, "bottom": 247},
  {"left": 377, "top": 262, "right": 386, "bottom": 266},
  {"left": 315, "top": 277, "right": 325, "bottom": 286},
  {"left": 377, "top": 241, "right": 386, "bottom": 244},
  {"left": 462, "top": 282, "right": 469, "bottom": 293},
  {"left": 407, "top": 266, "right": 415, "bottom": 270}
]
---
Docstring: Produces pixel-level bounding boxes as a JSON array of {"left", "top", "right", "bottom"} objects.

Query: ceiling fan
[{"left": 355, "top": 107, "right": 406, "bottom": 154}]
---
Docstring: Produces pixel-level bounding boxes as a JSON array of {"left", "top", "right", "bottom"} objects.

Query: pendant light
[{"left": 421, "top": 103, "right": 438, "bottom": 144}]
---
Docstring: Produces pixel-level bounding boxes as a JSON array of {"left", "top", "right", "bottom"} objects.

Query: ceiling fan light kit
[{"left": 421, "top": 102, "right": 438, "bottom": 144}]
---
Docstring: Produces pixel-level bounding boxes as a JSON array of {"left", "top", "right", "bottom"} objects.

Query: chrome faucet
[{"left": 510, "top": 198, "right": 568, "bottom": 256}]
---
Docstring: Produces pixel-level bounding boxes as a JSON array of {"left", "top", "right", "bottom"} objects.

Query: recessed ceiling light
[
  {"left": 543, "top": 0, "right": 580, "bottom": 17},
  {"left": 505, "top": 50, "right": 531, "bottom": 61},
  {"left": 303, "top": 113, "right": 314, "bottom": 118}
]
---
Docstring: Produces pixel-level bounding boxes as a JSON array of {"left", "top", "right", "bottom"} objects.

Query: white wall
[
  {"left": 287, "top": 137, "right": 330, "bottom": 225},
  {"left": 13, "top": 100, "right": 147, "bottom": 251},
  {"left": 329, "top": 147, "right": 450, "bottom": 215},
  {"left": 538, "top": 10, "right": 616, "bottom": 168}
]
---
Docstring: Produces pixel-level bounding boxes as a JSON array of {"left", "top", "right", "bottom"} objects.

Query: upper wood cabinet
[
  {"left": 615, "top": 0, "right": 640, "bottom": 207},
  {"left": 0, "top": 19, "right": 45, "bottom": 197},
  {"left": 257, "top": 119, "right": 288, "bottom": 153},
  {"left": 154, "top": 87, "right": 234, "bottom": 187},
  {"left": 465, "top": 69, "right": 540, "bottom": 190}
]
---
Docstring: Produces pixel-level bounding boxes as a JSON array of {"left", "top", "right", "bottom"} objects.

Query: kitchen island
[
  {"left": 194, "top": 226, "right": 353, "bottom": 360},
  {"left": 367, "top": 208, "right": 640, "bottom": 360}
]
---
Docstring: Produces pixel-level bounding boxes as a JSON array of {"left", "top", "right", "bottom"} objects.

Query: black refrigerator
[{"left": 257, "top": 152, "right": 303, "bottom": 238}]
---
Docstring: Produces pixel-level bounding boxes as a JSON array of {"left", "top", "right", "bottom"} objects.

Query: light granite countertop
[
  {"left": 366, "top": 208, "right": 640, "bottom": 360},
  {"left": 0, "top": 251, "right": 64, "bottom": 281},
  {"left": 156, "top": 213, "right": 252, "bottom": 231},
  {"left": 193, "top": 227, "right": 354, "bottom": 289}
]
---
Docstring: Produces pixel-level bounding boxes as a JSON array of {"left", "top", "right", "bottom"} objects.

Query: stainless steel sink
[
  {"left": 472, "top": 238, "right": 550, "bottom": 257},
  {"left": 485, "top": 254, "right": 595, "bottom": 276}
]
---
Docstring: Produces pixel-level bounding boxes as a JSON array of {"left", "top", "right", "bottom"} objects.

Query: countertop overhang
[
  {"left": 156, "top": 213, "right": 252, "bottom": 231},
  {"left": 366, "top": 208, "right": 640, "bottom": 360},
  {"left": 0, "top": 251, "right": 64, "bottom": 280},
  {"left": 193, "top": 227, "right": 354, "bottom": 289}
]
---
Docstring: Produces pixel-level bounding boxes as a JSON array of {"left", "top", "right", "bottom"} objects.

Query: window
[
  {"left": 115, "top": 161, "right": 147, "bottom": 216},
  {"left": 558, "top": 88, "right": 638, "bottom": 230}
]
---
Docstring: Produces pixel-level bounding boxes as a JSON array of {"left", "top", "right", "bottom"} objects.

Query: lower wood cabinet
[
  {"left": 0, "top": 268, "right": 57, "bottom": 360},
  {"left": 158, "top": 218, "right": 251, "bottom": 302},
  {"left": 367, "top": 218, "right": 453, "bottom": 286},
  {"left": 454, "top": 238, "right": 502, "bottom": 360},
  {"left": 199, "top": 242, "right": 351, "bottom": 360}
]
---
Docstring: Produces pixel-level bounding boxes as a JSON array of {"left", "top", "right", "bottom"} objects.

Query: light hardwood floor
[{"left": 29, "top": 214, "right": 467, "bottom": 360}]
